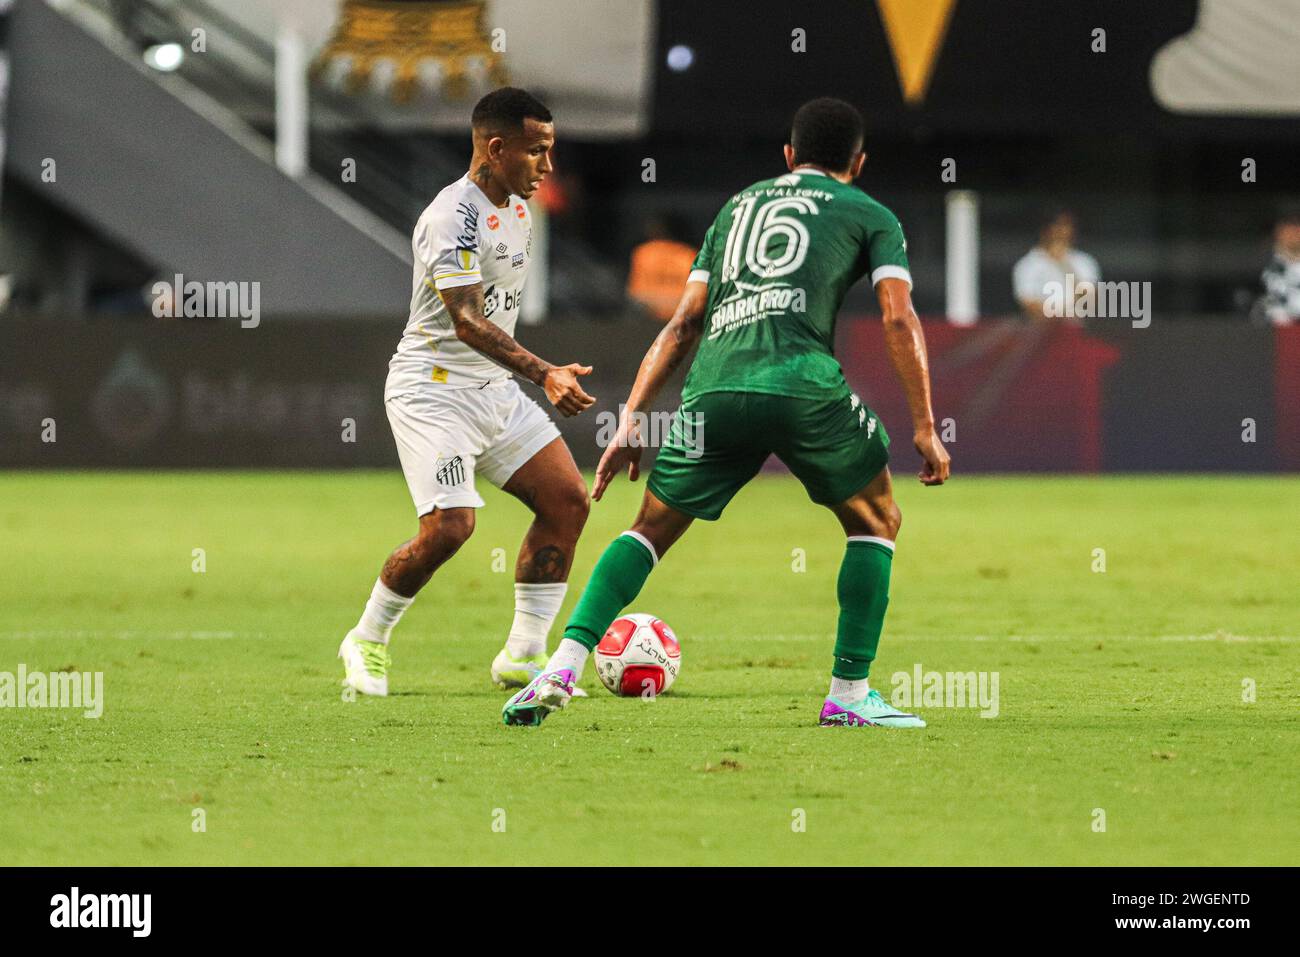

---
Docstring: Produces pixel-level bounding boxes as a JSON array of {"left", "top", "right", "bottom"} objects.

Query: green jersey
[{"left": 681, "top": 169, "right": 911, "bottom": 401}]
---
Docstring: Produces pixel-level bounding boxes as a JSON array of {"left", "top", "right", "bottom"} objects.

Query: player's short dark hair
[
  {"left": 471, "top": 87, "right": 552, "bottom": 137},
  {"left": 789, "top": 98, "right": 864, "bottom": 172},
  {"left": 1039, "top": 207, "right": 1076, "bottom": 232}
]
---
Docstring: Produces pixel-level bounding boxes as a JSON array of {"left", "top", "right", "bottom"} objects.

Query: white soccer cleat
[
  {"left": 490, "top": 647, "right": 588, "bottom": 696},
  {"left": 338, "top": 632, "right": 391, "bottom": 697},
  {"left": 490, "top": 648, "right": 549, "bottom": 689}
]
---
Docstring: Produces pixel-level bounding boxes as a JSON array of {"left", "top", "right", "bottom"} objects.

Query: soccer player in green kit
[{"left": 505, "top": 97, "right": 951, "bottom": 728}]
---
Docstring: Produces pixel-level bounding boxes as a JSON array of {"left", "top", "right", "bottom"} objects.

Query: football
[{"left": 594, "top": 613, "right": 682, "bottom": 697}]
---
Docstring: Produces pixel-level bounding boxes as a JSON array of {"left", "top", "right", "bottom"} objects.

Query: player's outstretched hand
[
  {"left": 914, "top": 427, "right": 951, "bottom": 486},
  {"left": 592, "top": 427, "right": 644, "bottom": 502},
  {"left": 543, "top": 364, "right": 595, "bottom": 417}
]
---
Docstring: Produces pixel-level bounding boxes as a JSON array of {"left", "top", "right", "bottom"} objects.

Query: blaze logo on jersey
[
  {"left": 515, "top": 203, "right": 526, "bottom": 219},
  {"left": 436, "top": 455, "right": 465, "bottom": 487},
  {"left": 486, "top": 214, "right": 500, "bottom": 230},
  {"left": 482, "top": 285, "right": 522, "bottom": 320}
]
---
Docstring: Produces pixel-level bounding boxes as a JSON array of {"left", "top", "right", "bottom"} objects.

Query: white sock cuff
[
  {"left": 548, "top": 637, "right": 590, "bottom": 677},
  {"left": 829, "top": 676, "right": 871, "bottom": 700},
  {"left": 620, "top": 530, "right": 659, "bottom": 566},
  {"left": 514, "top": 581, "right": 568, "bottom": 618},
  {"left": 372, "top": 579, "right": 414, "bottom": 608},
  {"left": 847, "top": 535, "right": 895, "bottom": 553}
]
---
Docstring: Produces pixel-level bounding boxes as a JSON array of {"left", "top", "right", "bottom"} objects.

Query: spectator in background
[
  {"left": 1253, "top": 209, "right": 1300, "bottom": 326},
  {"left": 626, "top": 215, "right": 697, "bottom": 322},
  {"left": 1013, "top": 209, "right": 1100, "bottom": 321}
]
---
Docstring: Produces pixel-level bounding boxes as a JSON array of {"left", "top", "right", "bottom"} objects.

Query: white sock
[
  {"left": 545, "top": 637, "right": 590, "bottom": 679},
  {"left": 352, "top": 579, "right": 414, "bottom": 645},
  {"left": 505, "top": 582, "right": 568, "bottom": 658},
  {"left": 829, "top": 676, "right": 870, "bottom": 701}
]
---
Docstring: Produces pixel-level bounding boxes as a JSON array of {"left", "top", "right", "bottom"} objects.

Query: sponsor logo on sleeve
[{"left": 454, "top": 201, "right": 479, "bottom": 249}]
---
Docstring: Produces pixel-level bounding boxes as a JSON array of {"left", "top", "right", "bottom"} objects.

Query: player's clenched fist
[
  {"left": 543, "top": 363, "right": 596, "bottom": 416},
  {"left": 914, "top": 427, "right": 951, "bottom": 486}
]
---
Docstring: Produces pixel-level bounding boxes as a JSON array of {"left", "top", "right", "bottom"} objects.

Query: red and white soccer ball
[{"left": 594, "top": 613, "right": 681, "bottom": 697}]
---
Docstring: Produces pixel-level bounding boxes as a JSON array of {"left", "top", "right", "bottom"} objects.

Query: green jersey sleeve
[
  {"left": 689, "top": 223, "right": 717, "bottom": 281},
  {"left": 864, "top": 206, "right": 912, "bottom": 288}
]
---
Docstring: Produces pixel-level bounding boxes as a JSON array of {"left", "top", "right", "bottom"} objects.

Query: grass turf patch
[{"left": 1, "top": 472, "right": 1295, "bottom": 865}]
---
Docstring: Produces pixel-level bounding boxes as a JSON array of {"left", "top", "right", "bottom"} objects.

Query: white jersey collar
[{"left": 463, "top": 173, "right": 512, "bottom": 211}]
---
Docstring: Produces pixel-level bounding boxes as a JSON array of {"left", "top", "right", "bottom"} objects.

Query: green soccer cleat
[
  {"left": 818, "top": 689, "right": 926, "bottom": 728},
  {"left": 338, "top": 632, "right": 391, "bottom": 697}
]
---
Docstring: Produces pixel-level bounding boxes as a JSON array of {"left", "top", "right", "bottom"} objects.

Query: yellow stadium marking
[{"left": 877, "top": 0, "right": 956, "bottom": 104}]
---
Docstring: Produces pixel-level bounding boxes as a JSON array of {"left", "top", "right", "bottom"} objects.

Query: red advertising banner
[
  {"left": 1276, "top": 325, "right": 1300, "bottom": 472},
  {"left": 839, "top": 321, "right": 1121, "bottom": 472}
]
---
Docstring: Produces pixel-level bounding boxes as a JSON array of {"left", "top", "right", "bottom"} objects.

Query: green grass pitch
[{"left": 1, "top": 471, "right": 1296, "bottom": 866}]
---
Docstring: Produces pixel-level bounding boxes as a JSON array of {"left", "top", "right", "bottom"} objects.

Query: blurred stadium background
[{"left": 1, "top": 0, "right": 1297, "bottom": 473}]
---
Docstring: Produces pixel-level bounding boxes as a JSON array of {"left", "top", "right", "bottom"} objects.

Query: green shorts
[{"left": 646, "top": 389, "right": 890, "bottom": 521}]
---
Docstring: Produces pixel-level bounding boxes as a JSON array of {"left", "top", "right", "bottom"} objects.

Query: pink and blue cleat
[
  {"left": 502, "top": 669, "right": 577, "bottom": 726},
  {"left": 819, "top": 689, "right": 926, "bottom": 728}
]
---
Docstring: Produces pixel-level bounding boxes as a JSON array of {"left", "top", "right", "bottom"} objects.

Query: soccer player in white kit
[{"left": 339, "top": 88, "right": 597, "bottom": 696}]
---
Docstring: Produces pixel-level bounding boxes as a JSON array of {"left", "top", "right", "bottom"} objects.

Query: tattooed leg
[
  {"left": 486, "top": 439, "right": 591, "bottom": 672},
  {"left": 516, "top": 543, "right": 565, "bottom": 583},
  {"left": 379, "top": 507, "right": 475, "bottom": 597},
  {"left": 502, "top": 438, "right": 590, "bottom": 584}
]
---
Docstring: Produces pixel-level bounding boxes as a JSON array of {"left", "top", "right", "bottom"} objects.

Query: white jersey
[
  {"left": 387, "top": 174, "right": 533, "bottom": 396},
  {"left": 1012, "top": 247, "right": 1100, "bottom": 303}
]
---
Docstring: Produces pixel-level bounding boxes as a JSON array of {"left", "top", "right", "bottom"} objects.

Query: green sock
[
  {"left": 832, "top": 539, "right": 893, "bottom": 680},
  {"left": 562, "top": 533, "right": 657, "bottom": 650}
]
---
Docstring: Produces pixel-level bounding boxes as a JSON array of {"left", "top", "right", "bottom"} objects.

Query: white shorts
[{"left": 385, "top": 379, "right": 561, "bottom": 514}]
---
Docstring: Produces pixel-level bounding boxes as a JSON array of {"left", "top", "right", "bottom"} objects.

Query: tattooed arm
[
  {"left": 591, "top": 280, "right": 708, "bottom": 500},
  {"left": 439, "top": 283, "right": 595, "bottom": 416}
]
